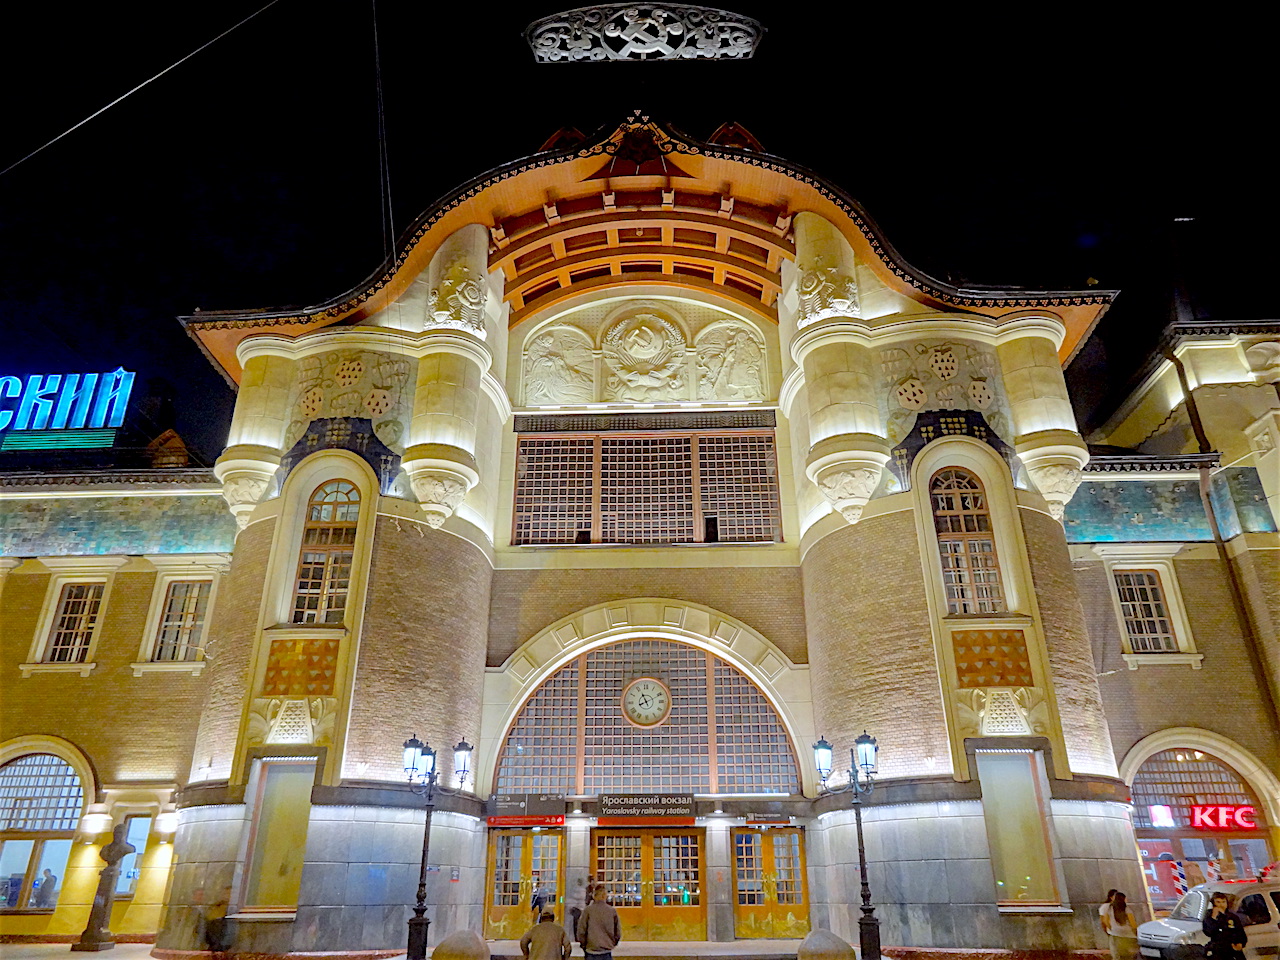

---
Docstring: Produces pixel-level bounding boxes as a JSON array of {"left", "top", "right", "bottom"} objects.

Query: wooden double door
[
  {"left": 591, "top": 828, "right": 706, "bottom": 940},
  {"left": 732, "top": 827, "right": 810, "bottom": 938},
  {"left": 484, "top": 829, "right": 564, "bottom": 940}
]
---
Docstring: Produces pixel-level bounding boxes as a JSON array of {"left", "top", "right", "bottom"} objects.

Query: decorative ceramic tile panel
[
  {"left": 261, "top": 636, "right": 341, "bottom": 697},
  {"left": 0, "top": 494, "right": 235, "bottom": 556},
  {"left": 952, "top": 629, "right": 1033, "bottom": 688}
]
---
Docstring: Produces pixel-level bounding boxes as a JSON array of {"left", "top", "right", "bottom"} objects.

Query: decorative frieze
[{"left": 525, "top": 4, "right": 763, "bottom": 62}]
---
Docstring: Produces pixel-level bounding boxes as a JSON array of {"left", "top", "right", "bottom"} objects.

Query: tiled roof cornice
[
  {"left": 0, "top": 469, "right": 219, "bottom": 488},
  {"left": 1083, "top": 453, "right": 1221, "bottom": 474}
]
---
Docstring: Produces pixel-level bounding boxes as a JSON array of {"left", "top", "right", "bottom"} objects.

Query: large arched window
[
  {"left": 930, "top": 467, "right": 1006, "bottom": 615},
  {"left": 0, "top": 754, "right": 84, "bottom": 910},
  {"left": 495, "top": 639, "right": 800, "bottom": 795},
  {"left": 291, "top": 480, "right": 360, "bottom": 624}
]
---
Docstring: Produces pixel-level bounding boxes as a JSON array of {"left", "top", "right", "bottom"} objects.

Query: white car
[{"left": 1137, "top": 880, "right": 1280, "bottom": 960}]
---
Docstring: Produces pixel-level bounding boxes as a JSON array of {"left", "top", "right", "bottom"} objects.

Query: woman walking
[{"left": 1102, "top": 891, "right": 1139, "bottom": 960}]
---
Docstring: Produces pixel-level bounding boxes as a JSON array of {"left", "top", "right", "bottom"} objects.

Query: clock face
[{"left": 621, "top": 677, "right": 672, "bottom": 727}]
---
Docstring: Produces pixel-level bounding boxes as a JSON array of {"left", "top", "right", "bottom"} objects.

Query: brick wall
[
  {"left": 188, "top": 519, "right": 275, "bottom": 783},
  {"left": 486, "top": 566, "right": 808, "bottom": 666},
  {"left": 348, "top": 518, "right": 492, "bottom": 780},
  {"left": 801, "top": 511, "right": 952, "bottom": 778},
  {"left": 1079, "top": 553, "right": 1280, "bottom": 773},
  {"left": 1021, "top": 508, "right": 1117, "bottom": 776},
  {"left": 1, "top": 568, "right": 206, "bottom": 784},
  {"left": 1230, "top": 544, "right": 1280, "bottom": 716}
]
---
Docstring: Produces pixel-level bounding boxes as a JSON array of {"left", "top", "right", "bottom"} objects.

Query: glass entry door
[
  {"left": 732, "top": 827, "right": 810, "bottom": 938},
  {"left": 591, "top": 829, "right": 705, "bottom": 940},
  {"left": 484, "top": 829, "right": 563, "bottom": 939}
]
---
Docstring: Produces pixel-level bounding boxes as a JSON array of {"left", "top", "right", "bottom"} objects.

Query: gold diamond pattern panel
[
  {"left": 261, "top": 636, "right": 340, "bottom": 696},
  {"left": 952, "top": 629, "right": 1033, "bottom": 688}
]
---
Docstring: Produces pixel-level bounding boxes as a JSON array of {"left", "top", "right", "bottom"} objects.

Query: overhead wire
[
  {"left": 0, "top": 0, "right": 285, "bottom": 179},
  {"left": 371, "top": 0, "right": 395, "bottom": 260}
]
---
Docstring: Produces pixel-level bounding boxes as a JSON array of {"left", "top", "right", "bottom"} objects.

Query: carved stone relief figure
[
  {"left": 428, "top": 257, "right": 488, "bottom": 334},
  {"left": 601, "top": 310, "right": 688, "bottom": 401},
  {"left": 247, "top": 697, "right": 338, "bottom": 746},
  {"left": 796, "top": 255, "right": 860, "bottom": 328},
  {"left": 695, "top": 322, "right": 766, "bottom": 401},
  {"left": 524, "top": 328, "right": 595, "bottom": 404},
  {"left": 881, "top": 340, "right": 1010, "bottom": 446}
]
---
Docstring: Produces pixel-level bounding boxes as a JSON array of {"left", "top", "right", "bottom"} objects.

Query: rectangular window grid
[
  {"left": 494, "top": 663, "right": 578, "bottom": 795},
  {"left": 153, "top": 580, "right": 211, "bottom": 661},
  {"left": 582, "top": 642, "right": 710, "bottom": 795},
  {"left": 45, "top": 583, "right": 104, "bottom": 663},
  {"left": 932, "top": 480, "right": 1006, "bottom": 614},
  {"left": 0, "top": 755, "right": 83, "bottom": 831},
  {"left": 1115, "top": 570, "right": 1178, "bottom": 652},
  {"left": 531, "top": 833, "right": 560, "bottom": 906},
  {"left": 652, "top": 834, "right": 700, "bottom": 906},
  {"left": 772, "top": 832, "right": 803, "bottom": 904},
  {"left": 714, "top": 663, "right": 798, "bottom": 794},
  {"left": 292, "top": 532, "right": 354, "bottom": 623},
  {"left": 1130, "top": 750, "right": 1258, "bottom": 829},
  {"left": 735, "top": 832, "right": 764, "bottom": 904},
  {"left": 596, "top": 833, "right": 643, "bottom": 908},
  {"left": 491, "top": 834, "right": 524, "bottom": 906},
  {"left": 513, "top": 431, "right": 781, "bottom": 546}
]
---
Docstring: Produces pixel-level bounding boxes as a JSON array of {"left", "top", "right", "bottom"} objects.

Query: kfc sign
[{"left": 1190, "top": 804, "right": 1257, "bottom": 830}]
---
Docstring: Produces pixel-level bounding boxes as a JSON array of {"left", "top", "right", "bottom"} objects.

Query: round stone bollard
[
  {"left": 430, "top": 930, "right": 490, "bottom": 960},
  {"left": 799, "top": 928, "right": 857, "bottom": 960}
]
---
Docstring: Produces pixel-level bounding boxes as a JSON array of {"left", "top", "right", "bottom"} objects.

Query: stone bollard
[
  {"left": 799, "top": 928, "right": 858, "bottom": 960},
  {"left": 430, "top": 930, "right": 490, "bottom": 960}
]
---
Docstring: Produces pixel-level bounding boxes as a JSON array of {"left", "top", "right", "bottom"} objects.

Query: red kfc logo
[{"left": 1190, "top": 804, "right": 1256, "bottom": 830}]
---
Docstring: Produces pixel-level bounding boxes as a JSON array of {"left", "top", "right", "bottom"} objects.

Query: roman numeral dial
[{"left": 621, "top": 677, "right": 672, "bottom": 727}]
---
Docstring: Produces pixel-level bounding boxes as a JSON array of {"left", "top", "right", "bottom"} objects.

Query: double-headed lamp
[
  {"left": 453, "top": 740, "right": 474, "bottom": 786},
  {"left": 855, "top": 730, "right": 879, "bottom": 776},
  {"left": 812, "top": 736, "right": 834, "bottom": 783},
  {"left": 402, "top": 735, "right": 436, "bottom": 782}
]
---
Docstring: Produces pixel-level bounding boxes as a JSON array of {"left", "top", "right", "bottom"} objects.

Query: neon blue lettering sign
[{"left": 0, "top": 368, "right": 135, "bottom": 432}]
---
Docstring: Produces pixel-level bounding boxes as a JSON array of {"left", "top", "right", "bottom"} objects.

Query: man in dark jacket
[
  {"left": 577, "top": 885, "right": 621, "bottom": 960},
  {"left": 1203, "top": 892, "right": 1248, "bottom": 960}
]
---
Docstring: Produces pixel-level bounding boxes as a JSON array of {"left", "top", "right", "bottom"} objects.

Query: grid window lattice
[
  {"left": 772, "top": 832, "right": 802, "bottom": 904},
  {"left": 696, "top": 434, "right": 781, "bottom": 542},
  {"left": 583, "top": 641, "right": 710, "bottom": 795},
  {"left": 652, "top": 834, "right": 700, "bottom": 905},
  {"left": 513, "top": 437, "right": 594, "bottom": 544},
  {"left": 714, "top": 663, "right": 799, "bottom": 793},
  {"left": 495, "top": 640, "right": 800, "bottom": 796},
  {"left": 931, "top": 468, "right": 1006, "bottom": 614},
  {"left": 1130, "top": 749, "right": 1262, "bottom": 830},
  {"left": 735, "top": 832, "right": 763, "bottom": 904},
  {"left": 1115, "top": 570, "right": 1178, "bottom": 652},
  {"left": 596, "top": 834, "right": 643, "bottom": 907},
  {"left": 153, "top": 580, "right": 211, "bottom": 661},
  {"left": 491, "top": 834, "right": 524, "bottom": 906},
  {"left": 495, "top": 663, "right": 578, "bottom": 795},
  {"left": 45, "top": 583, "right": 103, "bottom": 663},
  {"left": 531, "top": 833, "right": 560, "bottom": 905},
  {"left": 292, "top": 480, "right": 359, "bottom": 624},
  {"left": 0, "top": 755, "right": 83, "bottom": 831},
  {"left": 600, "top": 436, "right": 695, "bottom": 543}
]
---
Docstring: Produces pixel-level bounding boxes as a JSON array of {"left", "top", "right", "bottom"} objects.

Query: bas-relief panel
[
  {"left": 287, "top": 350, "right": 413, "bottom": 453},
  {"left": 520, "top": 301, "right": 767, "bottom": 405},
  {"left": 0, "top": 495, "right": 236, "bottom": 556},
  {"left": 879, "top": 341, "right": 1012, "bottom": 448},
  {"left": 1064, "top": 467, "right": 1276, "bottom": 543}
]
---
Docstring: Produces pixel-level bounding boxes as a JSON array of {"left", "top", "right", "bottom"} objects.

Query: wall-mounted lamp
[
  {"left": 79, "top": 803, "right": 112, "bottom": 841},
  {"left": 155, "top": 805, "right": 179, "bottom": 840}
]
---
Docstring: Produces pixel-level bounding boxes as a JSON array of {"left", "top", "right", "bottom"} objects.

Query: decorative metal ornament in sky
[
  {"left": 526, "top": 4, "right": 764, "bottom": 62},
  {"left": 0, "top": 368, "right": 135, "bottom": 449}
]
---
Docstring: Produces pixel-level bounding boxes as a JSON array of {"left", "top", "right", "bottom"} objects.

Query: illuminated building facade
[{"left": 2, "top": 117, "right": 1278, "bottom": 955}]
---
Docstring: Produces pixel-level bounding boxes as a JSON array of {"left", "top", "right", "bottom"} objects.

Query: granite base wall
[
  {"left": 158, "top": 803, "right": 485, "bottom": 953},
  {"left": 806, "top": 798, "right": 1145, "bottom": 950}
]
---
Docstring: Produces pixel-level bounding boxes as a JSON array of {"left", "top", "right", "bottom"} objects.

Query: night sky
[{"left": 2, "top": 3, "right": 1273, "bottom": 465}]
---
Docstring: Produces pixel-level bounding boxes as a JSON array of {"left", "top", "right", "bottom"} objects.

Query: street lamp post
[
  {"left": 814, "top": 731, "right": 880, "bottom": 960},
  {"left": 403, "top": 735, "right": 473, "bottom": 960}
]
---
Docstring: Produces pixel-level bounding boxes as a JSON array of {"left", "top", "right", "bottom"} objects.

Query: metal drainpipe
[{"left": 1164, "top": 347, "right": 1280, "bottom": 730}]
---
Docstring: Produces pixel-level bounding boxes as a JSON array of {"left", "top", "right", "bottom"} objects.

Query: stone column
[
  {"left": 214, "top": 353, "right": 295, "bottom": 530},
  {"left": 790, "top": 212, "right": 889, "bottom": 524},
  {"left": 402, "top": 224, "right": 495, "bottom": 527},
  {"left": 996, "top": 333, "right": 1089, "bottom": 521}
]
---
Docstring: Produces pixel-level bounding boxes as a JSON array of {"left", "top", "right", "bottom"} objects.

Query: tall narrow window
[
  {"left": 292, "top": 480, "right": 359, "bottom": 624},
  {"left": 930, "top": 468, "right": 1006, "bottom": 615},
  {"left": 1114, "top": 569, "right": 1178, "bottom": 653},
  {"left": 44, "top": 583, "right": 104, "bottom": 662},
  {"left": 0, "top": 754, "right": 83, "bottom": 911},
  {"left": 152, "top": 581, "right": 211, "bottom": 661}
]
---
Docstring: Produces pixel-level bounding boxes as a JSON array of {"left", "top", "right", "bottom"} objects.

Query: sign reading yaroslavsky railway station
[{"left": 598, "top": 794, "right": 695, "bottom": 825}]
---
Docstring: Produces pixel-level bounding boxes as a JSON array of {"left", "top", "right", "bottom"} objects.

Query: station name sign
[
  {"left": 0, "top": 369, "right": 135, "bottom": 432},
  {"left": 598, "top": 794, "right": 695, "bottom": 826},
  {"left": 1190, "top": 804, "right": 1256, "bottom": 830}
]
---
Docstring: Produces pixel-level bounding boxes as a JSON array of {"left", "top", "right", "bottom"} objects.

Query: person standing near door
[
  {"left": 565, "top": 876, "right": 587, "bottom": 945},
  {"left": 578, "top": 885, "right": 621, "bottom": 960},
  {"left": 1102, "top": 891, "right": 1139, "bottom": 960},
  {"left": 521, "top": 908, "right": 572, "bottom": 960}
]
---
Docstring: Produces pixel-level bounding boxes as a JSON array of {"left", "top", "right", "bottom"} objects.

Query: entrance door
[
  {"left": 732, "top": 827, "right": 810, "bottom": 938},
  {"left": 591, "top": 829, "right": 706, "bottom": 940},
  {"left": 484, "top": 829, "right": 563, "bottom": 939}
]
